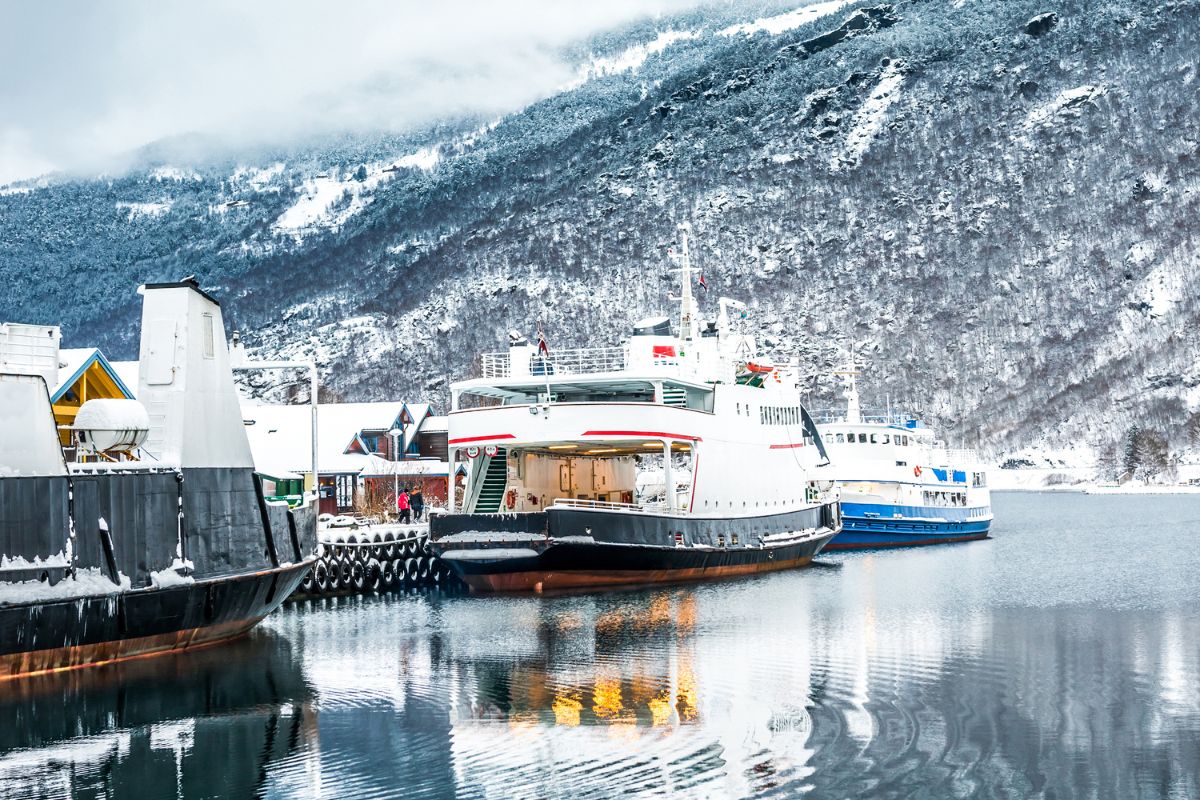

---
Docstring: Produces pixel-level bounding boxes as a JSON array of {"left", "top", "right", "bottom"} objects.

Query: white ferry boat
[
  {"left": 430, "top": 228, "right": 840, "bottom": 591},
  {"left": 816, "top": 368, "right": 992, "bottom": 550}
]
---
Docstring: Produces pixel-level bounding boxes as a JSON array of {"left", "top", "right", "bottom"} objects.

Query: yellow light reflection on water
[
  {"left": 592, "top": 675, "right": 626, "bottom": 722},
  {"left": 552, "top": 692, "right": 583, "bottom": 726}
]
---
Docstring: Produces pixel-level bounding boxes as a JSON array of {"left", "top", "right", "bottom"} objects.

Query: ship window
[
  {"left": 881, "top": 434, "right": 890, "bottom": 444},
  {"left": 858, "top": 433, "right": 867, "bottom": 443},
  {"left": 870, "top": 434, "right": 878, "bottom": 443},
  {"left": 202, "top": 313, "right": 215, "bottom": 360},
  {"left": 836, "top": 433, "right": 844, "bottom": 443}
]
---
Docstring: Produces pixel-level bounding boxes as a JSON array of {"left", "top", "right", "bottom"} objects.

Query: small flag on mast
[
  {"left": 698, "top": 273, "right": 708, "bottom": 291},
  {"left": 536, "top": 327, "right": 549, "bottom": 356}
]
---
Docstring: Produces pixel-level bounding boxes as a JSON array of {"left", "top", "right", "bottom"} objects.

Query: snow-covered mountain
[{"left": 2, "top": 0, "right": 1198, "bottom": 478}]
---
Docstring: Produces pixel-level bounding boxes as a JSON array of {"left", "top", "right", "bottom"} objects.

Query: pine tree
[{"left": 1121, "top": 425, "right": 1141, "bottom": 478}]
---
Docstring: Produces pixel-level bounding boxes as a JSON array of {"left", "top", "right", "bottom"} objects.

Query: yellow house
[{"left": 50, "top": 349, "right": 137, "bottom": 445}]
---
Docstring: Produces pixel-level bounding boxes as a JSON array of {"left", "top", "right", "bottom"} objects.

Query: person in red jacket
[{"left": 397, "top": 488, "right": 412, "bottom": 524}]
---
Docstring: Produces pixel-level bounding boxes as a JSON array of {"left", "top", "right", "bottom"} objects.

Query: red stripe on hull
[
  {"left": 448, "top": 434, "right": 516, "bottom": 445},
  {"left": 769, "top": 443, "right": 806, "bottom": 449},
  {"left": 0, "top": 617, "right": 265, "bottom": 682},
  {"left": 823, "top": 532, "right": 990, "bottom": 551},
  {"left": 461, "top": 555, "right": 815, "bottom": 593}
]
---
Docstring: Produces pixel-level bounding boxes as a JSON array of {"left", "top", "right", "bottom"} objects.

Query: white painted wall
[{"left": 137, "top": 284, "right": 255, "bottom": 469}]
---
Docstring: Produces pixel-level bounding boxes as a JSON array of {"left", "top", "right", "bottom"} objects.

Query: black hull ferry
[
  {"left": 431, "top": 226, "right": 840, "bottom": 591},
  {"left": 435, "top": 505, "right": 837, "bottom": 592},
  {"left": 0, "top": 280, "right": 317, "bottom": 680}
]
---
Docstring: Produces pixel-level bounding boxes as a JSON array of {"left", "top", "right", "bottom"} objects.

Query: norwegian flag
[
  {"left": 536, "top": 329, "right": 550, "bottom": 356},
  {"left": 698, "top": 273, "right": 708, "bottom": 291}
]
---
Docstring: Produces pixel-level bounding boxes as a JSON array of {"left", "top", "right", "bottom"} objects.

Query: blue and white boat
[{"left": 816, "top": 368, "right": 992, "bottom": 550}]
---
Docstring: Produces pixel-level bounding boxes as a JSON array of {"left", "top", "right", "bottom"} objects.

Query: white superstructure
[
  {"left": 816, "top": 367, "right": 992, "bottom": 548},
  {"left": 446, "top": 227, "right": 832, "bottom": 519}
]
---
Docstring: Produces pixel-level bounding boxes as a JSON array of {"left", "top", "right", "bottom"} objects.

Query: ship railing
[
  {"left": 549, "top": 498, "right": 673, "bottom": 514},
  {"left": 480, "top": 352, "right": 511, "bottom": 378},
  {"left": 931, "top": 447, "right": 979, "bottom": 466},
  {"left": 809, "top": 409, "right": 916, "bottom": 426},
  {"left": 480, "top": 346, "right": 627, "bottom": 379}
]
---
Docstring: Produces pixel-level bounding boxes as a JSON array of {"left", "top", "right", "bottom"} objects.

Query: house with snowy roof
[{"left": 240, "top": 401, "right": 459, "bottom": 515}]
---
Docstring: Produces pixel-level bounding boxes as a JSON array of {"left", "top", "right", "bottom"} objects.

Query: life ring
[
  {"left": 913, "top": 465, "right": 922, "bottom": 478},
  {"left": 505, "top": 489, "right": 518, "bottom": 510}
]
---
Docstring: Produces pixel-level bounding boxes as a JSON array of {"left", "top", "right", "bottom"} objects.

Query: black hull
[
  {"left": 432, "top": 503, "right": 840, "bottom": 592},
  {"left": 0, "top": 559, "right": 313, "bottom": 681}
]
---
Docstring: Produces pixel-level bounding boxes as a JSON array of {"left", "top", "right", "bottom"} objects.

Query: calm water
[{"left": 3, "top": 493, "right": 1200, "bottom": 799}]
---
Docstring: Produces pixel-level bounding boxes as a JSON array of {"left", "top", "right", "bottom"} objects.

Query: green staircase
[
  {"left": 473, "top": 448, "right": 509, "bottom": 513},
  {"left": 662, "top": 386, "right": 688, "bottom": 407}
]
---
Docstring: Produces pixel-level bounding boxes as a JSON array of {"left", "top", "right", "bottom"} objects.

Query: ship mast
[
  {"left": 835, "top": 362, "right": 862, "bottom": 424},
  {"left": 676, "top": 224, "right": 698, "bottom": 342}
]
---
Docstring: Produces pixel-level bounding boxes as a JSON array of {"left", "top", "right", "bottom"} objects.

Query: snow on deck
[
  {"left": 0, "top": 567, "right": 130, "bottom": 605},
  {"left": 835, "top": 60, "right": 905, "bottom": 170},
  {"left": 719, "top": 0, "right": 854, "bottom": 36}
]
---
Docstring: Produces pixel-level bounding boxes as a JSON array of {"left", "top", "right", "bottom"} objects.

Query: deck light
[
  {"left": 586, "top": 448, "right": 618, "bottom": 454},
  {"left": 548, "top": 444, "right": 578, "bottom": 450}
]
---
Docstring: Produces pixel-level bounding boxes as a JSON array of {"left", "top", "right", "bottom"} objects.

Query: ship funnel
[
  {"left": 0, "top": 374, "right": 67, "bottom": 477},
  {"left": 136, "top": 279, "right": 255, "bottom": 468}
]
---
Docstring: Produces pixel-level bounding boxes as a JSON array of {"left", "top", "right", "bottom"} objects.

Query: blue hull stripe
[{"left": 828, "top": 502, "right": 992, "bottom": 550}]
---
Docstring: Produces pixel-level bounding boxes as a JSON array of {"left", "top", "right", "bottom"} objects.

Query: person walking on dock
[
  {"left": 397, "top": 488, "right": 411, "bottom": 524},
  {"left": 411, "top": 488, "right": 425, "bottom": 522}
]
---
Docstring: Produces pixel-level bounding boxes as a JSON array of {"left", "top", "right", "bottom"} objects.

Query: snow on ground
[
  {"left": 0, "top": 185, "right": 32, "bottom": 197},
  {"left": 574, "top": 29, "right": 698, "bottom": 84},
  {"left": 455, "top": 120, "right": 499, "bottom": 151},
  {"left": 273, "top": 150, "right": 439, "bottom": 239},
  {"left": 1130, "top": 258, "right": 1185, "bottom": 318},
  {"left": 116, "top": 200, "right": 173, "bottom": 221},
  {"left": 150, "top": 166, "right": 201, "bottom": 181},
  {"left": 232, "top": 163, "right": 285, "bottom": 191},
  {"left": 393, "top": 146, "right": 441, "bottom": 172},
  {"left": 273, "top": 170, "right": 385, "bottom": 237},
  {"left": 1024, "top": 85, "right": 1106, "bottom": 131},
  {"left": 719, "top": 0, "right": 854, "bottom": 36},
  {"left": 988, "top": 466, "right": 1096, "bottom": 491},
  {"left": 834, "top": 60, "right": 905, "bottom": 170}
]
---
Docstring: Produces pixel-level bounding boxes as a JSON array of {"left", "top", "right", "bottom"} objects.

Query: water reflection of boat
[
  {"left": 0, "top": 632, "right": 315, "bottom": 799},
  {"left": 451, "top": 593, "right": 703, "bottom": 728}
]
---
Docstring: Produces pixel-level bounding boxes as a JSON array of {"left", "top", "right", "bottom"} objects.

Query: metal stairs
[{"left": 473, "top": 448, "right": 508, "bottom": 513}]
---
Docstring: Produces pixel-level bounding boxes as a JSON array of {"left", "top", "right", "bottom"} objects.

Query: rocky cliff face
[{"left": 2, "top": 0, "right": 1198, "bottom": 472}]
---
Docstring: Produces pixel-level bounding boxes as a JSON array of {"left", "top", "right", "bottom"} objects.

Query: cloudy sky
[{"left": 0, "top": 0, "right": 702, "bottom": 184}]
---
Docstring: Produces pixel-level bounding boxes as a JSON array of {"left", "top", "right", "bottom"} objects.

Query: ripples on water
[{"left": 2, "top": 493, "right": 1199, "bottom": 799}]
